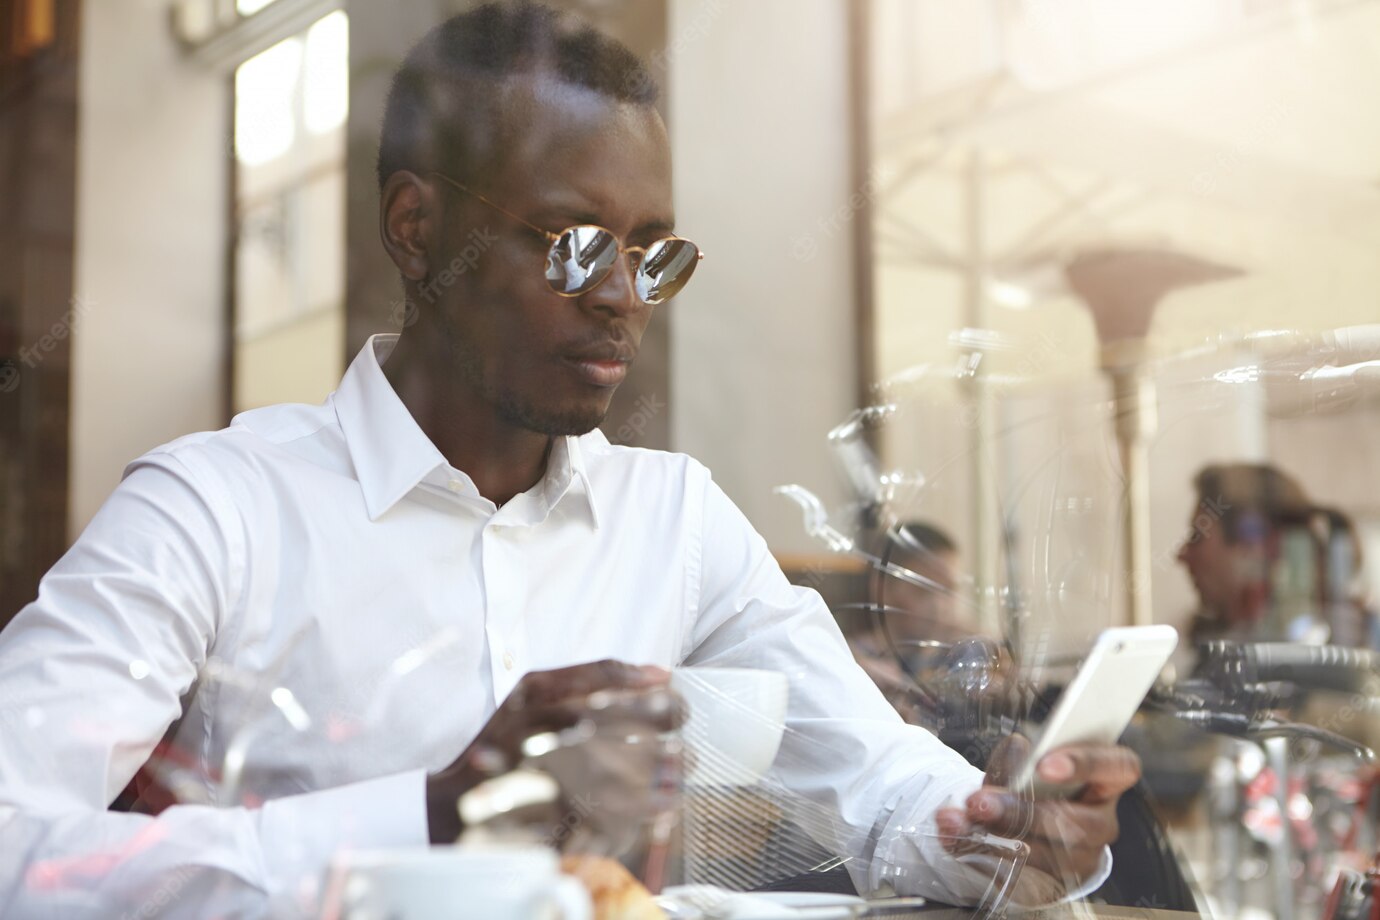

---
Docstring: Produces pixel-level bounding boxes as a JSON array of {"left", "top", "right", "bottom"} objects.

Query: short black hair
[
  {"left": 377, "top": 1, "right": 659, "bottom": 190},
  {"left": 1192, "top": 463, "right": 1312, "bottom": 544}
]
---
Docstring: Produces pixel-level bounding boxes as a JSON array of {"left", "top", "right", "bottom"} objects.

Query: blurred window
[{"left": 231, "top": 10, "right": 348, "bottom": 412}]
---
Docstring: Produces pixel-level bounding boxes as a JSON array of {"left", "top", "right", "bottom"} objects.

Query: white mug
[
  {"left": 328, "top": 844, "right": 591, "bottom": 920},
  {"left": 671, "top": 667, "right": 789, "bottom": 786}
]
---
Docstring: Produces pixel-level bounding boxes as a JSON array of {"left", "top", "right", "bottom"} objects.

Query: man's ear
[{"left": 380, "top": 171, "right": 435, "bottom": 282}]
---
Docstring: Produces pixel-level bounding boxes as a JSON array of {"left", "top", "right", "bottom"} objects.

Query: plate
[
  {"left": 658, "top": 886, "right": 869, "bottom": 919},
  {"left": 744, "top": 890, "right": 867, "bottom": 918}
]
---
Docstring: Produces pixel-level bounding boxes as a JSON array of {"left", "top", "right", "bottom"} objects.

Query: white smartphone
[{"left": 1012, "top": 625, "right": 1178, "bottom": 797}]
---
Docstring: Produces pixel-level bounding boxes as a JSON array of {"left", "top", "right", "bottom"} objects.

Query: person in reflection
[
  {"left": 848, "top": 521, "right": 984, "bottom": 725},
  {"left": 1178, "top": 462, "right": 1375, "bottom": 648},
  {"left": 869, "top": 521, "right": 970, "bottom": 645},
  {"left": 0, "top": 3, "right": 1138, "bottom": 915}
]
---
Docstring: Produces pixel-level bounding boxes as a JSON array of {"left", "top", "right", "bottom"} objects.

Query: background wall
[
  {"left": 668, "top": 0, "right": 859, "bottom": 555},
  {"left": 70, "top": 0, "right": 227, "bottom": 534}
]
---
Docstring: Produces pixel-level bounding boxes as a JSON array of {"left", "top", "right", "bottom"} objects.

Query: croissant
[{"left": 559, "top": 854, "right": 667, "bottom": 920}]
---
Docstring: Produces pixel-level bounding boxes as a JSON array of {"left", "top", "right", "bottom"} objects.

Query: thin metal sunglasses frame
[{"left": 428, "top": 171, "right": 704, "bottom": 304}]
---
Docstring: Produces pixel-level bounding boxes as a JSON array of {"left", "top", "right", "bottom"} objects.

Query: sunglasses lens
[
  {"left": 636, "top": 238, "right": 701, "bottom": 305},
  {"left": 546, "top": 226, "right": 619, "bottom": 295}
]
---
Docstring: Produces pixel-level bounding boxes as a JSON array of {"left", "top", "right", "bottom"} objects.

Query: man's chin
[
  {"left": 537, "top": 413, "right": 606, "bottom": 437},
  {"left": 500, "top": 397, "right": 609, "bottom": 438}
]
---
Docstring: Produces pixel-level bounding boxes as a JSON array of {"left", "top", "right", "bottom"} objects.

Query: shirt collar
[
  {"left": 548, "top": 430, "right": 602, "bottom": 530},
  {"left": 334, "top": 334, "right": 600, "bottom": 528}
]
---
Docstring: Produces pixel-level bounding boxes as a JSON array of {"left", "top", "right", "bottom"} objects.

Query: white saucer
[
  {"left": 751, "top": 891, "right": 868, "bottom": 917},
  {"left": 659, "top": 886, "right": 868, "bottom": 919}
]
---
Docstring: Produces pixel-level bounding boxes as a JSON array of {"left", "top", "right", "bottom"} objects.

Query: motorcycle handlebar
[{"left": 1197, "top": 642, "right": 1380, "bottom": 696}]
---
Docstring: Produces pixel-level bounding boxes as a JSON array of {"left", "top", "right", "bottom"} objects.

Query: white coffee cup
[
  {"left": 329, "top": 844, "right": 591, "bottom": 920},
  {"left": 670, "top": 667, "right": 789, "bottom": 786}
]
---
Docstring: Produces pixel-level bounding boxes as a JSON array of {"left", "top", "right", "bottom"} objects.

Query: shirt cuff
[
  {"left": 1059, "top": 845, "right": 1114, "bottom": 903},
  {"left": 255, "top": 769, "right": 429, "bottom": 909}
]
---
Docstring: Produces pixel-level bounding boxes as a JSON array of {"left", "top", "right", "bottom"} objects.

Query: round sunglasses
[{"left": 429, "top": 172, "right": 703, "bottom": 305}]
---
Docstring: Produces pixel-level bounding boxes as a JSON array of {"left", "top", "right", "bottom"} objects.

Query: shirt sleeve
[
  {"left": 0, "top": 456, "right": 427, "bottom": 919},
  {"left": 681, "top": 467, "right": 1110, "bottom": 906}
]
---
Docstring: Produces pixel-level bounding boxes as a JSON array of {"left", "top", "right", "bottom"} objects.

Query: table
[{"left": 860, "top": 901, "right": 1203, "bottom": 919}]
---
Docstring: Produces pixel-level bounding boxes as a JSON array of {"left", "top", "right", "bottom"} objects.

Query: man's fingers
[
  {"left": 520, "top": 660, "right": 670, "bottom": 704},
  {"left": 946, "top": 793, "right": 1112, "bottom": 891},
  {"left": 966, "top": 787, "right": 1035, "bottom": 841},
  {"left": 947, "top": 805, "right": 1105, "bottom": 893},
  {"left": 582, "top": 685, "right": 685, "bottom": 734},
  {"left": 502, "top": 701, "right": 590, "bottom": 756},
  {"left": 525, "top": 659, "right": 669, "bottom": 698},
  {"left": 1037, "top": 744, "right": 1141, "bottom": 803},
  {"left": 516, "top": 689, "right": 682, "bottom": 747},
  {"left": 983, "top": 733, "right": 1031, "bottom": 789},
  {"left": 953, "top": 740, "right": 1135, "bottom": 892},
  {"left": 587, "top": 659, "right": 670, "bottom": 690},
  {"left": 965, "top": 791, "right": 1118, "bottom": 857},
  {"left": 935, "top": 806, "right": 970, "bottom": 838},
  {"left": 503, "top": 689, "right": 681, "bottom": 770}
]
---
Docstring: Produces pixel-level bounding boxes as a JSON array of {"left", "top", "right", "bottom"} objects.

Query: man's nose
[
  {"left": 1176, "top": 541, "right": 1191, "bottom": 565},
  {"left": 582, "top": 251, "right": 642, "bottom": 317}
]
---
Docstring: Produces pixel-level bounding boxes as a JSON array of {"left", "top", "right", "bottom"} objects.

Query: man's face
[
  {"left": 424, "top": 78, "right": 674, "bottom": 436},
  {"left": 881, "top": 549, "right": 965, "bottom": 643},
  {"left": 1178, "top": 514, "right": 1232, "bottom": 614},
  {"left": 1177, "top": 502, "right": 1263, "bottom": 619}
]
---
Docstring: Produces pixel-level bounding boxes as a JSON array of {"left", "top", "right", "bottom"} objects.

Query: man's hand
[
  {"left": 425, "top": 660, "right": 681, "bottom": 844},
  {"left": 935, "top": 736, "right": 1141, "bottom": 900}
]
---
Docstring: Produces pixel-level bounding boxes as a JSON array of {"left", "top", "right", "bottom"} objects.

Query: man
[
  {"left": 1177, "top": 462, "right": 1366, "bottom": 646},
  {"left": 0, "top": 4, "right": 1136, "bottom": 916},
  {"left": 848, "top": 522, "right": 983, "bottom": 725},
  {"left": 868, "top": 521, "right": 972, "bottom": 646}
]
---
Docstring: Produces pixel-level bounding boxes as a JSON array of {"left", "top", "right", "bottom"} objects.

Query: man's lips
[
  {"left": 565, "top": 357, "right": 630, "bottom": 387},
  {"left": 563, "top": 342, "right": 636, "bottom": 387}
]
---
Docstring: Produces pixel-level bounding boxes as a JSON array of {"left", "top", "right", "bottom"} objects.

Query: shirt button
[
  {"left": 502, "top": 650, "right": 515, "bottom": 670},
  {"left": 447, "top": 479, "right": 464, "bottom": 493}
]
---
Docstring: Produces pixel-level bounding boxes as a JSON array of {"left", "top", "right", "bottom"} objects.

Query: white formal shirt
[{"left": 0, "top": 335, "right": 1105, "bottom": 917}]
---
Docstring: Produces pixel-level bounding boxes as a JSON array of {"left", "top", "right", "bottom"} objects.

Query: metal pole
[
  {"left": 1107, "top": 352, "right": 1157, "bottom": 627},
  {"left": 1265, "top": 736, "right": 1295, "bottom": 920},
  {"left": 963, "top": 151, "right": 1001, "bottom": 639}
]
